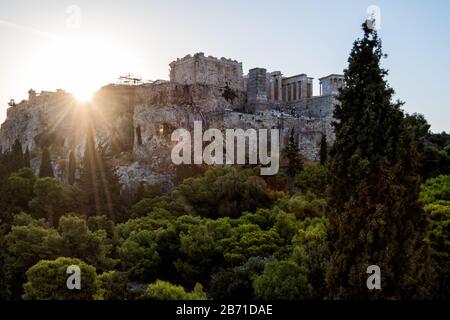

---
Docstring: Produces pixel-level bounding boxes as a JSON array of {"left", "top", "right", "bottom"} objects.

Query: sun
[
  {"left": 29, "top": 36, "right": 127, "bottom": 104},
  {"left": 72, "top": 86, "right": 94, "bottom": 103}
]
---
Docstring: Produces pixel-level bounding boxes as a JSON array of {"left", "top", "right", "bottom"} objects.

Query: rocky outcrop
[{"left": 0, "top": 81, "right": 336, "bottom": 191}]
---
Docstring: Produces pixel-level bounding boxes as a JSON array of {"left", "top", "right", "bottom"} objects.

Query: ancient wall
[
  {"left": 287, "top": 95, "right": 336, "bottom": 118},
  {"left": 246, "top": 68, "right": 268, "bottom": 113},
  {"left": 283, "top": 95, "right": 338, "bottom": 147},
  {"left": 319, "top": 74, "right": 345, "bottom": 96},
  {"left": 169, "top": 53, "right": 244, "bottom": 92}
]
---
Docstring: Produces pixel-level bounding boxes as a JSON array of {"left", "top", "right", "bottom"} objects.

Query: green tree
[
  {"left": 175, "top": 221, "right": 225, "bottom": 284},
  {"left": 0, "top": 221, "right": 8, "bottom": 299},
  {"left": 403, "top": 114, "right": 450, "bottom": 179},
  {"left": 11, "top": 139, "right": 25, "bottom": 170},
  {"left": 286, "top": 129, "right": 303, "bottom": 178},
  {"left": 39, "top": 148, "right": 53, "bottom": 178},
  {"left": 67, "top": 151, "right": 76, "bottom": 185},
  {"left": 98, "top": 270, "right": 129, "bottom": 300},
  {"left": 173, "top": 167, "right": 271, "bottom": 218},
  {"left": 58, "top": 215, "right": 117, "bottom": 271},
  {"left": 420, "top": 175, "right": 450, "bottom": 299},
  {"left": 87, "top": 215, "right": 116, "bottom": 240},
  {"left": 3, "top": 214, "right": 63, "bottom": 299},
  {"left": 6, "top": 167, "right": 36, "bottom": 214},
  {"left": 116, "top": 213, "right": 179, "bottom": 281},
  {"left": 23, "top": 146, "right": 31, "bottom": 168},
  {"left": 294, "top": 165, "right": 328, "bottom": 196},
  {"left": 326, "top": 22, "right": 433, "bottom": 299},
  {"left": 0, "top": 141, "right": 27, "bottom": 223},
  {"left": 119, "top": 229, "right": 161, "bottom": 281},
  {"left": 144, "top": 280, "right": 206, "bottom": 300},
  {"left": 0, "top": 140, "right": 24, "bottom": 181},
  {"left": 223, "top": 224, "right": 284, "bottom": 266},
  {"left": 253, "top": 260, "right": 313, "bottom": 300},
  {"left": 29, "top": 177, "right": 70, "bottom": 227},
  {"left": 420, "top": 130, "right": 450, "bottom": 179},
  {"left": 209, "top": 256, "right": 266, "bottom": 300},
  {"left": 78, "top": 127, "right": 122, "bottom": 221},
  {"left": 275, "top": 193, "right": 326, "bottom": 220},
  {"left": 292, "top": 217, "right": 329, "bottom": 299},
  {"left": 130, "top": 196, "right": 183, "bottom": 218},
  {"left": 319, "top": 134, "right": 328, "bottom": 165},
  {"left": 23, "top": 257, "right": 102, "bottom": 300}
]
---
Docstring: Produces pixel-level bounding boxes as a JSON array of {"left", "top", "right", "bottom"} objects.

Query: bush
[
  {"left": 294, "top": 165, "right": 327, "bottom": 196},
  {"left": 99, "top": 271, "right": 129, "bottom": 300},
  {"left": 145, "top": 280, "right": 206, "bottom": 300},
  {"left": 23, "top": 257, "right": 101, "bottom": 300},
  {"left": 253, "top": 260, "right": 313, "bottom": 300},
  {"left": 275, "top": 193, "right": 326, "bottom": 219}
]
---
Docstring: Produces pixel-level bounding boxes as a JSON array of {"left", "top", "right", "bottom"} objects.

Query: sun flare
[
  {"left": 72, "top": 86, "right": 94, "bottom": 102},
  {"left": 27, "top": 36, "right": 141, "bottom": 105},
  {"left": 72, "top": 87, "right": 95, "bottom": 103}
]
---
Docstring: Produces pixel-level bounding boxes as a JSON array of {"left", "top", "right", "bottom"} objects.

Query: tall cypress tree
[
  {"left": 326, "top": 22, "right": 433, "bottom": 299},
  {"left": 10, "top": 139, "right": 24, "bottom": 171},
  {"left": 24, "top": 146, "right": 31, "bottom": 168},
  {"left": 286, "top": 129, "right": 303, "bottom": 177},
  {"left": 39, "top": 148, "right": 53, "bottom": 178},
  {"left": 67, "top": 151, "right": 76, "bottom": 185},
  {"left": 319, "top": 134, "right": 328, "bottom": 165},
  {"left": 78, "top": 127, "right": 120, "bottom": 221}
]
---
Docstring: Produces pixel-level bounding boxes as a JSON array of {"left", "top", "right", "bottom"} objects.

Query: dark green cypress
[
  {"left": 68, "top": 151, "right": 76, "bottom": 185},
  {"left": 78, "top": 127, "right": 120, "bottom": 221},
  {"left": 23, "top": 146, "right": 31, "bottom": 168},
  {"left": 39, "top": 148, "right": 53, "bottom": 177},
  {"left": 319, "top": 134, "right": 328, "bottom": 165},
  {"left": 326, "top": 22, "right": 433, "bottom": 299},
  {"left": 286, "top": 129, "right": 303, "bottom": 177},
  {"left": 11, "top": 139, "right": 24, "bottom": 170}
]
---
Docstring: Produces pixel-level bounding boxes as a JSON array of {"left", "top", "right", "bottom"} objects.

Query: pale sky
[{"left": 0, "top": 0, "right": 449, "bottom": 132}]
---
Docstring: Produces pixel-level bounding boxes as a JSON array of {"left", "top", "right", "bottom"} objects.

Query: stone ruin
[
  {"left": 169, "top": 52, "right": 344, "bottom": 117},
  {"left": 169, "top": 53, "right": 244, "bottom": 92},
  {"left": 0, "top": 52, "right": 344, "bottom": 190}
]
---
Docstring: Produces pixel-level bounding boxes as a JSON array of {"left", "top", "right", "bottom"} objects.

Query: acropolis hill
[{"left": 0, "top": 52, "right": 343, "bottom": 189}]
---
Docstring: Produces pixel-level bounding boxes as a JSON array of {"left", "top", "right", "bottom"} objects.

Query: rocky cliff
[{"left": 0, "top": 82, "right": 335, "bottom": 191}]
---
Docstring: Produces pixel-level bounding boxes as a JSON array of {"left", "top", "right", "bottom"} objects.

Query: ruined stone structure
[
  {"left": 0, "top": 53, "right": 343, "bottom": 190},
  {"left": 319, "top": 74, "right": 345, "bottom": 96},
  {"left": 265, "top": 72, "right": 313, "bottom": 103},
  {"left": 169, "top": 53, "right": 244, "bottom": 91},
  {"left": 246, "top": 68, "right": 269, "bottom": 113}
]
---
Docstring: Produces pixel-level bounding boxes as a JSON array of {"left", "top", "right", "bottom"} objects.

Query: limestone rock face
[{"left": 0, "top": 82, "right": 336, "bottom": 190}]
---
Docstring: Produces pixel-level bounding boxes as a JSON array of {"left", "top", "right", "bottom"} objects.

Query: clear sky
[{"left": 0, "top": 0, "right": 449, "bottom": 132}]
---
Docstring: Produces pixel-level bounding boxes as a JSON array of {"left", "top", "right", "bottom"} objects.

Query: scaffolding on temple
[{"left": 118, "top": 73, "right": 142, "bottom": 85}]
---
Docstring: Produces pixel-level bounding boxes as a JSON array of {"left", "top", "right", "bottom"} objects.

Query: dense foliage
[
  {"left": 420, "top": 175, "right": 450, "bottom": 299},
  {"left": 0, "top": 159, "right": 332, "bottom": 299}
]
